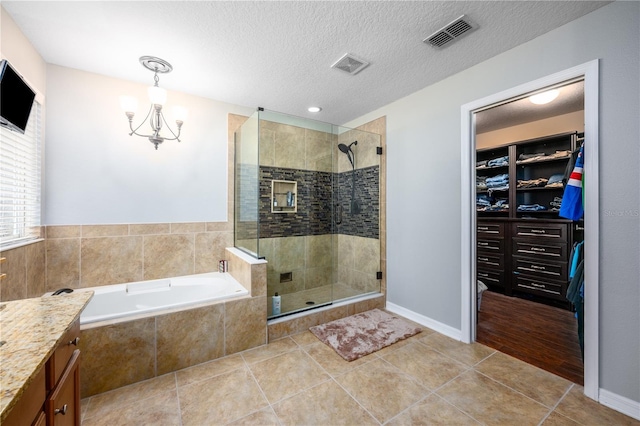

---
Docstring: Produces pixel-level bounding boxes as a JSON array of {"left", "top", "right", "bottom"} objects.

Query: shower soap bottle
[{"left": 272, "top": 292, "right": 281, "bottom": 315}]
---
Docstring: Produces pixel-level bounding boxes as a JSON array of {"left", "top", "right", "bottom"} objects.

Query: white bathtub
[{"left": 79, "top": 272, "right": 248, "bottom": 325}]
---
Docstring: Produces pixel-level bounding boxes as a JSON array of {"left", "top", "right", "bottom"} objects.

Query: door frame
[{"left": 459, "top": 60, "right": 600, "bottom": 400}]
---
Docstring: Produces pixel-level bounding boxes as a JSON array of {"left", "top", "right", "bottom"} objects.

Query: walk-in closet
[{"left": 474, "top": 80, "right": 586, "bottom": 384}]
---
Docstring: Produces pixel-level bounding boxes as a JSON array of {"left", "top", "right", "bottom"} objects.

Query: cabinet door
[{"left": 46, "top": 350, "right": 80, "bottom": 426}]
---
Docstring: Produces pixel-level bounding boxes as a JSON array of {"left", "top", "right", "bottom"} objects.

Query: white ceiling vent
[
  {"left": 331, "top": 53, "right": 370, "bottom": 75},
  {"left": 424, "top": 15, "right": 476, "bottom": 48}
]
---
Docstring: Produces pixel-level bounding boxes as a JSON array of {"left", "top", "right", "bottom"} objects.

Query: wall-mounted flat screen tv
[{"left": 0, "top": 59, "right": 36, "bottom": 134}]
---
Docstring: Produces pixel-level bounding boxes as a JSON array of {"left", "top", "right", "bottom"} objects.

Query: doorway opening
[
  {"left": 460, "top": 60, "right": 600, "bottom": 401},
  {"left": 474, "top": 79, "right": 585, "bottom": 385}
]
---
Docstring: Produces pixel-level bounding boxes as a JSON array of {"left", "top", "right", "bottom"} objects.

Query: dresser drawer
[
  {"left": 477, "top": 238, "right": 504, "bottom": 253},
  {"left": 512, "top": 239, "right": 568, "bottom": 261},
  {"left": 513, "top": 274, "right": 565, "bottom": 298},
  {"left": 513, "top": 256, "right": 568, "bottom": 281},
  {"left": 477, "top": 268, "right": 504, "bottom": 288},
  {"left": 477, "top": 253, "right": 504, "bottom": 270},
  {"left": 47, "top": 320, "right": 80, "bottom": 390},
  {"left": 477, "top": 222, "right": 505, "bottom": 238},
  {"left": 512, "top": 222, "right": 567, "bottom": 240}
]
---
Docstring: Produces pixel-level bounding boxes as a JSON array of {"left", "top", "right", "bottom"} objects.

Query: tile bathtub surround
[
  {"left": 79, "top": 320, "right": 640, "bottom": 426},
  {"left": 80, "top": 294, "right": 267, "bottom": 398},
  {"left": 44, "top": 222, "right": 233, "bottom": 291}
]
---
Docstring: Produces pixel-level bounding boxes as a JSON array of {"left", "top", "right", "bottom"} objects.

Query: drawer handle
[
  {"left": 530, "top": 265, "right": 546, "bottom": 270},
  {"left": 478, "top": 226, "right": 489, "bottom": 230},
  {"left": 478, "top": 242, "right": 489, "bottom": 246},
  {"left": 530, "top": 247, "right": 546, "bottom": 252},
  {"left": 478, "top": 257, "right": 489, "bottom": 261},
  {"left": 69, "top": 337, "right": 80, "bottom": 346},
  {"left": 478, "top": 272, "right": 489, "bottom": 277},
  {"left": 530, "top": 229, "right": 546, "bottom": 234},
  {"left": 528, "top": 282, "right": 545, "bottom": 288},
  {"left": 55, "top": 404, "right": 68, "bottom": 415}
]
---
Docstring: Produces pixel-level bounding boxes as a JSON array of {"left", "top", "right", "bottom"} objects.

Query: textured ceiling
[{"left": 3, "top": 1, "right": 609, "bottom": 125}]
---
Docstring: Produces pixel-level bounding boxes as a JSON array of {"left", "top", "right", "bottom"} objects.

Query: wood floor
[{"left": 476, "top": 290, "right": 584, "bottom": 385}]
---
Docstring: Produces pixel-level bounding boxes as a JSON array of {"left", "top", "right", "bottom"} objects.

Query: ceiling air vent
[
  {"left": 424, "top": 15, "right": 475, "bottom": 48},
  {"left": 331, "top": 53, "right": 370, "bottom": 75}
]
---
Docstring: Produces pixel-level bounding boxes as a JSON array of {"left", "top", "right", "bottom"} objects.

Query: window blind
[{"left": 0, "top": 101, "right": 42, "bottom": 248}]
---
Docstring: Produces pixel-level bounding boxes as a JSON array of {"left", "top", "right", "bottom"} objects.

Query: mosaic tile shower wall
[{"left": 256, "top": 165, "right": 379, "bottom": 240}]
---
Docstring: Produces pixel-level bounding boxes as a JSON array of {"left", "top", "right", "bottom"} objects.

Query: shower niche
[
  {"left": 271, "top": 180, "right": 297, "bottom": 213},
  {"left": 234, "top": 108, "right": 382, "bottom": 319}
]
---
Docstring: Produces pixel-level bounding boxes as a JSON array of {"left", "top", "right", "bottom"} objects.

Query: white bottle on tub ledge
[{"left": 272, "top": 292, "right": 281, "bottom": 315}]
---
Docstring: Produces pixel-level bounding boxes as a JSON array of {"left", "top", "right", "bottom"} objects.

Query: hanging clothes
[
  {"left": 566, "top": 259, "right": 585, "bottom": 358},
  {"left": 559, "top": 144, "right": 584, "bottom": 220}
]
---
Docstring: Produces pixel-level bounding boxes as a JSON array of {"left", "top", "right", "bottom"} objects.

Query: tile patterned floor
[{"left": 81, "top": 317, "right": 639, "bottom": 426}]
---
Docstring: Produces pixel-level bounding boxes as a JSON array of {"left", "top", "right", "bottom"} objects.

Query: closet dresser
[{"left": 476, "top": 132, "right": 582, "bottom": 307}]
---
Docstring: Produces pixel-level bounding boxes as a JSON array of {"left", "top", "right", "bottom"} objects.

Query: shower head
[{"left": 338, "top": 141, "right": 357, "bottom": 169}]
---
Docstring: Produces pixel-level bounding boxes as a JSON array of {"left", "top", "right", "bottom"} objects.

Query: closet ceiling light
[
  {"left": 529, "top": 89, "right": 560, "bottom": 105},
  {"left": 308, "top": 106, "right": 322, "bottom": 113}
]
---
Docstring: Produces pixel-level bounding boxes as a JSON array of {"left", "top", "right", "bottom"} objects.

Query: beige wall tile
[
  {"left": 130, "top": 223, "right": 171, "bottom": 235},
  {"left": 81, "top": 236, "right": 143, "bottom": 287},
  {"left": 274, "top": 236, "right": 305, "bottom": 271},
  {"left": 250, "top": 263, "right": 267, "bottom": 297},
  {"left": 305, "top": 267, "right": 332, "bottom": 290},
  {"left": 1, "top": 245, "right": 26, "bottom": 301},
  {"left": 46, "top": 238, "right": 80, "bottom": 291},
  {"left": 195, "top": 231, "right": 233, "bottom": 274},
  {"left": 225, "top": 296, "right": 267, "bottom": 354},
  {"left": 273, "top": 124, "right": 306, "bottom": 170},
  {"left": 25, "top": 241, "right": 46, "bottom": 298},
  {"left": 80, "top": 318, "right": 156, "bottom": 398},
  {"left": 143, "top": 234, "right": 194, "bottom": 280},
  {"left": 82, "top": 224, "right": 129, "bottom": 238},
  {"left": 46, "top": 225, "right": 81, "bottom": 239},
  {"left": 156, "top": 303, "right": 225, "bottom": 375},
  {"left": 171, "top": 222, "right": 206, "bottom": 234},
  {"left": 226, "top": 248, "right": 252, "bottom": 291},
  {"left": 305, "top": 234, "right": 332, "bottom": 269},
  {"left": 259, "top": 126, "right": 276, "bottom": 167},
  {"left": 206, "top": 222, "right": 233, "bottom": 232}
]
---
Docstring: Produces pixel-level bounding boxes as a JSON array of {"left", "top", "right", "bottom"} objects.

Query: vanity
[{"left": 0, "top": 292, "right": 93, "bottom": 426}]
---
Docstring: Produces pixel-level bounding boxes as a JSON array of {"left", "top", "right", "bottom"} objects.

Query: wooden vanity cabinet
[
  {"left": 2, "top": 367, "right": 46, "bottom": 426},
  {"left": 46, "top": 350, "right": 80, "bottom": 426},
  {"left": 3, "top": 320, "right": 81, "bottom": 426}
]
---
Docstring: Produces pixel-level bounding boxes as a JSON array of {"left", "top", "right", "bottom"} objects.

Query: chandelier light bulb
[{"left": 148, "top": 85, "right": 167, "bottom": 106}]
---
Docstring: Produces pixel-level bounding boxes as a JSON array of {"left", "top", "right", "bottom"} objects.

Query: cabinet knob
[
  {"left": 54, "top": 404, "right": 68, "bottom": 415},
  {"left": 69, "top": 337, "right": 80, "bottom": 346}
]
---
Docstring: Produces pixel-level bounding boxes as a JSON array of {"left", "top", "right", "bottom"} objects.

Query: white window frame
[{"left": 0, "top": 100, "right": 43, "bottom": 250}]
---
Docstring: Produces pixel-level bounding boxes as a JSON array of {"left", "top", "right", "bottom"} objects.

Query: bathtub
[{"left": 79, "top": 272, "right": 248, "bottom": 325}]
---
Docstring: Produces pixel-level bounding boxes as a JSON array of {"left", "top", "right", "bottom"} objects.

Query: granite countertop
[{"left": 0, "top": 291, "right": 93, "bottom": 422}]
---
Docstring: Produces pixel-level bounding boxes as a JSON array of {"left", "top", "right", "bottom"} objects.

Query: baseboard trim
[
  {"left": 386, "top": 302, "right": 462, "bottom": 341},
  {"left": 599, "top": 388, "right": 640, "bottom": 421}
]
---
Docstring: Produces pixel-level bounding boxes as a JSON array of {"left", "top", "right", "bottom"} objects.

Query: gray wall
[{"left": 347, "top": 2, "right": 639, "bottom": 403}]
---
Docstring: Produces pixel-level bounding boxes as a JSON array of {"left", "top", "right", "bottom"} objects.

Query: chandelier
[{"left": 120, "top": 56, "right": 187, "bottom": 150}]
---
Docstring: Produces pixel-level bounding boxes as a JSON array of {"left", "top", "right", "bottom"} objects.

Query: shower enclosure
[{"left": 234, "top": 109, "right": 382, "bottom": 319}]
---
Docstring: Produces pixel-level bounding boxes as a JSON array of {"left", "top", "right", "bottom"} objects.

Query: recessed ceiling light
[
  {"left": 308, "top": 106, "right": 322, "bottom": 113},
  {"left": 529, "top": 89, "right": 560, "bottom": 105}
]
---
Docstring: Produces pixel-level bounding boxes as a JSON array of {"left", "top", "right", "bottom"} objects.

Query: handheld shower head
[
  {"left": 338, "top": 141, "right": 357, "bottom": 169},
  {"left": 338, "top": 143, "right": 354, "bottom": 168}
]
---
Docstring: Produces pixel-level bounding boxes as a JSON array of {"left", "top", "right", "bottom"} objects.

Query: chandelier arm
[
  {"left": 128, "top": 104, "right": 155, "bottom": 138},
  {"left": 159, "top": 112, "right": 182, "bottom": 142}
]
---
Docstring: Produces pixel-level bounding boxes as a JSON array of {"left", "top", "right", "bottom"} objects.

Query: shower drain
[{"left": 306, "top": 301, "right": 315, "bottom": 305}]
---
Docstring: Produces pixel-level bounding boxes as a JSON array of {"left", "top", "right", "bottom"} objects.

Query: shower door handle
[{"left": 335, "top": 204, "right": 343, "bottom": 224}]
